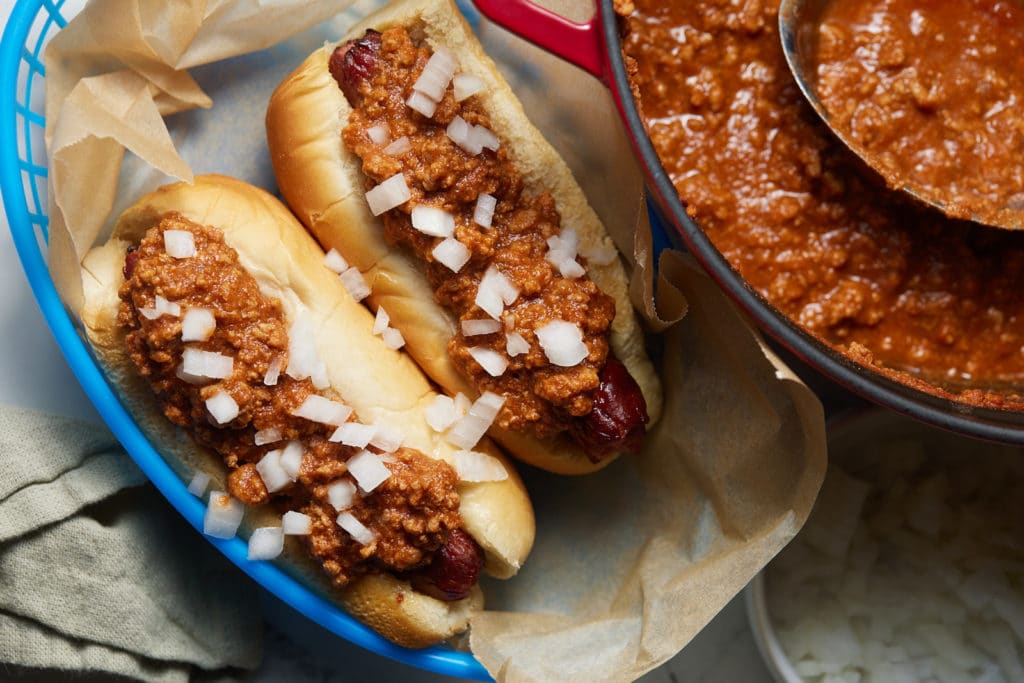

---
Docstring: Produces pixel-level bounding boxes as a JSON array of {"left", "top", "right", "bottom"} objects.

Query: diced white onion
[
  {"left": 369, "top": 423, "right": 404, "bottom": 452},
  {"left": 187, "top": 471, "right": 210, "bottom": 497},
  {"left": 310, "top": 361, "right": 330, "bottom": 390},
  {"left": 286, "top": 311, "right": 320, "bottom": 382},
  {"left": 366, "top": 124, "right": 389, "bottom": 145},
  {"left": 181, "top": 308, "right": 215, "bottom": 342},
  {"left": 546, "top": 228, "right": 580, "bottom": 269},
  {"left": 205, "top": 391, "right": 239, "bottom": 424},
  {"left": 474, "top": 193, "right": 497, "bottom": 228},
  {"left": 536, "top": 320, "right": 589, "bottom": 366},
  {"left": 264, "top": 356, "right": 283, "bottom": 386},
  {"left": 472, "top": 391, "right": 506, "bottom": 421},
  {"left": 203, "top": 491, "right": 244, "bottom": 539},
  {"left": 454, "top": 450, "right": 509, "bottom": 482},
  {"left": 139, "top": 294, "right": 181, "bottom": 321},
  {"left": 279, "top": 440, "right": 304, "bottom": 480},
  {"left": 282, "top": 510, "right": 312, "bottom": 535},
  {"left": 462, "top": 319, "right": 502, "bottom": 336},
  {"left": 446, "top": 391, "right": 505, "bottom": 450},
  {"left": 582, "top": 244, "right": 617, "bottom": 266},
  {"left": 384, "top": 136, "right": 411, "bottom": 156},
  {"left": 412, "top": 46, "right": 458, "bottom": 101},
  {"left": 326, "top": 478, "right": 357, "bottom": 511},
  {"left": 340, "top": 267, "right": 371, "bottom": 302},
  {"left": 406, "top": 90, "right": 438, "bottom": 118},
  {"left": 424, "top": 395, "right": 457, "bottom": 432},
  {"left": 336, "top": 511, "right": 375, "bottom": 546},
  {"left": 469, "top": 346, "right": 508, "bottom": 377},
  {"left": 506, "top": 332, "right": 530, "bottom": 357},
  {"left": 446, "top": 115, "right": 481, "bottom": 155},
  {"left": 291, "top": 395, "right": 352, "bottom": 426},
  {"left": 347, "top": 450, "right": 392, "bottom": 493},
  {"left": 254, "top": 427, "right": 282, "bottom": 446},
  {"left": 372, "top": 306, "right": 390, "bottom": 336},
  {"left": 382, "top": 327, "right": 405, "bottom": 350},
  {"left": 175, "top": 365, "right": 206, "bottom": 385},
  {"left": 559, "top": 259, "right": 586, "bottom": 279},
  {"left": 256, "top": 449, "right": 291, "bottom": 493},
  {"left": 324, "top": 248, "right": 349, "bottom": 274},
  {"left": 365, "top": 173, "right": 411, "bottom": 216},
  {"left": 453, "top": 72, "right": 485, "bottom": 101},
  {"left": 471, "top": 124, "right": 500, "bottom": 152},
  {"left": 163, "top": 230, "right": 196, "bottom": 259},
  {"left": 247, "top": 526, "right": 284, "bottom": 560},
  {"left": 475, "top": 265, "right": 520, "bottom": 319},
  {"left": 411, "top": 205, "right": 456, "bottom": 238},
  {"left": 181, "top": 348, "right": 234, "bottom": 380},
  {"left": 454, "top": 392, "right": 472, "bottom": 416},
  {"left": 432, "top": 237, "right": 471, "bottom": 273},
  {"left": 330, "top": 421, "right": 378, "bottom": 448}
]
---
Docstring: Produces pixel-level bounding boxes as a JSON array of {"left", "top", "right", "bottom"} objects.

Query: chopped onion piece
[
  {"left": 406, "top": 90, "right": 438, "bottom": 118},
  {"left": 347, "top": 450, "right": 392, "bottom": 493},
  {"left": 337, "top": 511, "right": 375, "bottom": 546},
  {"left": 506, "top": 332, "right": 530, "bottom": 356},
  {"left": 582, "top": 244, "right": 617, "bottom": 266},
  {"left": 546, "top": 228, "right": 581, "bottom": 271},
  {"left": 175, "top": 365, "right": 205, "bottom": 385},
  {"left": 340, "top": 267, "right": 371, "bottom": 302},
  {"left": 468, "top": 346, "right": 508, "bottom": 377},
  {"left": 323, "top": 248, "right": 349, "bottom": 273},
  {"left": 206, "top": 391, "right": 239, "bottom": 424},
  {"left": 264, "top": 356, "right": 283, "bottom": 386},
  {"left": 471, "top": 124, "right": 500, "bottom": 152},
  {"left": 369, "top": 423, "right": 404, "bottom": 452},
  {"left": 559, "top": 259, "right": 586, "bottom": 279},
  {"left": 282, "top": 510, "right": 312, "bottom": 535},
  {"left": 163, "top": 229, "right": 196, "bottom": 258},
  {"left": 286, "top": 311, "right": 320, "bottom": 381},
  {"left": 424, "top": 395, "right": 457, "bottom": 432},
  {"left": 330, "top": 422, "right": 378, "bottom": 448},
  {"left": 187, "top": 471, "right": 210, "bottom": 497},
  {"left": 384, "top": 136, "right": 411, "bottom": 156},
  {"left": 310, "top": 361, "right": 330, "bottom": 390},
  {"left": 475, "top": 266, "right": 520, "bottom": 319},
  {"left": 454, "top": 392, "right": 472, "bottom": 417},
  {"left": 462, "top": 319, "right": 502, "bottom": 336},
  {"left": 472, "top": 391, "right": 506, "bottom": 421},
  {"left": 382, "top": 327, "right": 405, "bottom": 350},
  {"left": 140, "top": 294, "right": 181, "bottom": 320},
  {"left": 326, "top": 478, "right": 357, "bottom": 511},
  {"left": 432, "top": 237, "right": 471, "bottom": 273},
  {"left": 454, "top": 450, "right": 509, "bottom": 482},
  {"left": 366, "top": 123, "right": 389, "bottom": 145},
  {"left": 446, "top": 391, "right": 506, "bottom": 450},
  {"left": 453, "top": 72, "right": 485, "bottom": 101},
  {"left": 247, "top": 527, "right": 284, "bottom": 560},
  {"left": 181, "top": 348, "right": 234, "bottom": 381},
  {"left": 446, "top": 115, "right": 481, "bottom": 155},
  {"left": 254, "top": 427, "right": 282, "bottom": 446},
  {"left": 411, "top": 205, "right": 456, "bottom": 238},
  {"left": 473, "top": 193, "right": 497, "bottom": 228},
  {"left": 203, "top": 491, "right": 244, "bottom": 539},
  {"left": 255, "top": 449, "right": 290, "bottom": 493},
  {"left": 536, "top": 319, "right": 589, "bottom": 367},
  {"left": 365, "top": 173, "right": 411, "bottom": 216},
  {"left": 291, "top": 395, "right": 352, "bottom": 426},
  {"left": 412, "top": 46, "right": 458, "bottom": 101},
  {"left": 279, "top": 440, "right": 304, "bottom": 480},
  {"left": 372, "top": 306, "right": 390, "bottom": 335},
  {"left": 181, "top": 308, "right": 215, "bottom": 342}
]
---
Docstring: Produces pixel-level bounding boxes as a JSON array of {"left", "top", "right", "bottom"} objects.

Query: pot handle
[{"left": 472, "top": 0, "right": 605, "bottom": 80}]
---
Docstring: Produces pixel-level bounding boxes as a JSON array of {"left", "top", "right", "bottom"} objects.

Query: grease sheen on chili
[{"left": 622, "top": 0, "right": 1024, "bottom": 404}]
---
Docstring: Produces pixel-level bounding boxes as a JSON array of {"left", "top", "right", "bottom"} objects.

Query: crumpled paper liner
[{"left": 43, "top": 0, "right": 828, "bottom": 681}]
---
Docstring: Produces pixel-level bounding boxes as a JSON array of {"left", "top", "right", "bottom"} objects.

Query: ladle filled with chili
[{"left": 778, "top": 0, "right": 1024, "bottom": 230}]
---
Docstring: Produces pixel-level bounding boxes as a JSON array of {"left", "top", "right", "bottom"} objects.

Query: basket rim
[{"left": 0, "top": 0, "right": 490, "bottom": 678}]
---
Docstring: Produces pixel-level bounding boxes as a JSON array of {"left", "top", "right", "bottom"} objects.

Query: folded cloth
[{"left": 0, "top": 403, "right": 263, "bottom": 682}]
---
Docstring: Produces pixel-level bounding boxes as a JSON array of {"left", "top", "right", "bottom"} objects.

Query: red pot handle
[{"left": 473, "top": 0, "right": 606, "bottom": 81}]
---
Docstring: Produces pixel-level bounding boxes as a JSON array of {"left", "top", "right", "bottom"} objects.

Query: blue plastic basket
[{"left": 0, "top": 1, "right": 490, "bottom": 678}]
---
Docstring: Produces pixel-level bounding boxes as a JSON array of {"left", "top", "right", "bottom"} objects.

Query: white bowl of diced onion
[{"left": 746, "top": 408, "right": 1024, "bottom": 683}]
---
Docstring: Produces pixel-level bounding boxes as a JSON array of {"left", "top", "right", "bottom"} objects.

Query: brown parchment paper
[{"left": 43, "top": 1, "right": 828, "bottom": 681}]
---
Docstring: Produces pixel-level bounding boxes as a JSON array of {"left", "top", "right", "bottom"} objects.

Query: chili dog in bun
[
  {"left": 265, "top": 0, "right": 662, "bottom": 475},
  {"left": 79, "top": 174, "right": 534, "bottom": 648}
]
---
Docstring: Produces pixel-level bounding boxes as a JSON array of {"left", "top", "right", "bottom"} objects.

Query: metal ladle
[{"left": 777, "top": 0, "right": 1023, "bottom": 230}]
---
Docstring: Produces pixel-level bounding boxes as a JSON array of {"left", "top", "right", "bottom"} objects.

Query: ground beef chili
[
  {"left": 812, "top": 0, "right": 1024, "bottom": 226},
  {"left": 334, "top": 28, "right": 648, "bottom": 455},
  {"left": 119, "top": 213, "right": 480, "bottom": 595},
  {"left": 621, "top": 0, "right": 1024, "bottom": 404}
]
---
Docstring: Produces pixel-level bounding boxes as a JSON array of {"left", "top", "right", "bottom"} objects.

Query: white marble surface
[{"left": 0, "top": 0, "right": 775, "bottom": 678}]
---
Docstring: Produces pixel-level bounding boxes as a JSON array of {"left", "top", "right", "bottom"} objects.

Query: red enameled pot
[{"left": 473, "top": 0, "right": 1024, "bottom": 445}]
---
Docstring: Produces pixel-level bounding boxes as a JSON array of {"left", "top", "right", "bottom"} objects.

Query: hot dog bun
[
  {"left": 78, "top": 174, "right": 534, "bottom": 647},
  {"left": 265, "top": 0, "right": 662, "bottom": 475}
]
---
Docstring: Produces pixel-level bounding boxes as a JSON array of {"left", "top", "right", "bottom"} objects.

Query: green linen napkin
[{"left": 0, "top": 403, "right": 263, "bottom": 682}]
